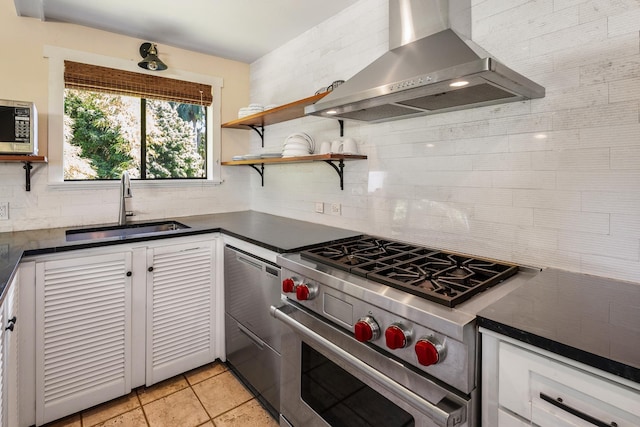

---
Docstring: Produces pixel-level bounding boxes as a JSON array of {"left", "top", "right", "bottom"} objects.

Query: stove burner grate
[{"left": 302, "top": 236, "right": 518, "bottom": 307}]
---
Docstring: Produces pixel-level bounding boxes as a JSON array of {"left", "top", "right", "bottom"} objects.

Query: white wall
[
  {"left": 249, "top": 0, "right": 640, "bottom": 282},
  {"left": 0, "top": 0, "right": 253, "bottom": 232}
]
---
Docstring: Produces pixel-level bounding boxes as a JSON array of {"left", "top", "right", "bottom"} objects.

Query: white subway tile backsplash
[
  {"left": 475, "top": 205, "right": 534, "bottom": 227},
  {"left": 245, "top": 0, "right": 640, "bottom": 281},
  {"left": 611, "top": 214, "right": 640, "bottom": 238},
  {"left": 491, "top": 171, "right": 557, "bottom": 189},
  {"left": 558, "top": 171, "right": 640, "bottom": 192},
  {"left": 531, "top": 147, "right": 610, "bottom": 171},
  {"left": 552, "top": 101, "right": 639, "bottom": 130},
  {"left": 534, "top": 209, "right": 610, "bottom": 234},
  {"left": 530, "top": 19, "right": 607, "bottom": 56},
  {"left": 513, "top": 189, "right": 581, "bottom": 211},
  {"left": 609, "top": 76, "right": 640, "bottom": 103},
  {"left": 607, "top": 6, "right": 640, "bottom": 37},
  {"left": 579, "top": 123, "right": 640, "bottom": 148},
  {"left": 559, "top": 232, "right": 639, "bottom": 261},
  {"left": 610, "top": 146, "right": 640, "bottom": 169},
  {"left": 472, "top": 152, "right": 531, "bottom": 171},
  {"left": 582, "top": 191, "right": 640, "bottom": 215}
]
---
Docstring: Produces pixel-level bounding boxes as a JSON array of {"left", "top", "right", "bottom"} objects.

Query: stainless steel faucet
[{"left": 118, "top": 171, "right": 133, "bottom": 225}]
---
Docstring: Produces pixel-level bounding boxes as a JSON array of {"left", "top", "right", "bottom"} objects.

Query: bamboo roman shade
[{"left": 64, "top": 61, "right": 213, "bottom": 105}]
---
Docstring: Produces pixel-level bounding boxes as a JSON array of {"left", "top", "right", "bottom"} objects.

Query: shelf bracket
[
  {"left": 248, "top": 163, "right": 265, "bottom": 186},
  {"left": 23, "top": 161, "right": 34, "bottom": 191},
  {"left": 338, "top": 119, "right": 344, "bottom": 137},
  {"left": 323, "top": 159, "right": 346, "bottom": 190},
  {"left": 247, "top": 125, "right": 265, "bottom": 147}
]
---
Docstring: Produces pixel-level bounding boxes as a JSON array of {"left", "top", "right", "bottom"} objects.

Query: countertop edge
[{"left": 478, "top": 316, "right": 640, "bottom": 383}]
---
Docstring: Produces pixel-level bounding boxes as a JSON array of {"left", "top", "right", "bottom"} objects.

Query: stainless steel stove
[{"left": 272, "top": 236, "right": 537, "bottom": 427}]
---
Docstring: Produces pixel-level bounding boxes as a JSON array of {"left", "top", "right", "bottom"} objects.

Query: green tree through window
[{"left": 63, "top": 89, "right": 206, "bottom": 180}]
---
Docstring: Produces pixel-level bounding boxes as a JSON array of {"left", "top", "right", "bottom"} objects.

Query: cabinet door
[
  {"left": 3, "top": 271, "right": 19, "bottom": 427},
  {"left": 146, "top": 239, "right": 215, "bottom": 386},
  {"left": 35, "top": 251, "right": 132, "bottom": 426}
]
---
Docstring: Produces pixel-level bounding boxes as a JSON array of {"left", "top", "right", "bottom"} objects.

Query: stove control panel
[
  {"left": 295, "top": 283, "right": 318, "bottom": 301},
  {"left": 384, "top": 323, "right": 412, "bottom": 350},
  {"left": 282, "top": 277, "right": 318, "bottom": 301},
  {"left": 354, "top": 316, "right": 380, "bottom": 342},
  {"left": 415, "top": 336, "right": 446, "bottom": 366}
]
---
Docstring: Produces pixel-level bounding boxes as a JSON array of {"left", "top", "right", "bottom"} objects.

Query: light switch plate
[{"left": 315, "top": 202, "right": 324, "bottom": 213}]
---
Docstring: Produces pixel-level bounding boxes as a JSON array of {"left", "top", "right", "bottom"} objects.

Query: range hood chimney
[{"left": 306, "top": 0, "right": 545, "bottom": 123}]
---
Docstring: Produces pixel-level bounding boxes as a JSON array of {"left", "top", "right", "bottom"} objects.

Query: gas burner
[{"left": 302, "top": 236, "right": 519, "bottom": 307}]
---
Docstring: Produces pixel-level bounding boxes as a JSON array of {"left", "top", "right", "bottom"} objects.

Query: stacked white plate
[
  {"left": 282, "top": 133, "right": 314, "bottom": 157},
  {"left": 238, "top": 103, "right": 265, "bottom": 118},
  {"left": 260, "top": 146, "right": 282, "bottom": 158}
]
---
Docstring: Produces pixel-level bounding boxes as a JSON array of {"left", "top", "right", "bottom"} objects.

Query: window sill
[{"left": 48, "top": 178, "right": 223, "bottom": 191}]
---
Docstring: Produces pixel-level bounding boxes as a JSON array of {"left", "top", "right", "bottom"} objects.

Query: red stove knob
[
  {"left": 385, "top": 324, "right": 410, "bottom": 350},
  {"left": 282, "top": 278, "right": 295, "bottom": 293},
  {"left": 415, "top": 337, "right": 445, "bottom": 366},
  {"left": 296, "top": 283, "right": 317, "bottom": 301},
  {"left": 354, "top": 316, "right": 380, "bottom": 342}
]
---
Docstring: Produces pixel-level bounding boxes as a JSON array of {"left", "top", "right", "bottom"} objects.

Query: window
[{"left": 63, "top": 61, "right": 212, "bottom": 180}]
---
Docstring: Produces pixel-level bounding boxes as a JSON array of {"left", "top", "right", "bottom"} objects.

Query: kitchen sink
[{"left": 65, "top": 220, "right": 191, "bottom": 242}]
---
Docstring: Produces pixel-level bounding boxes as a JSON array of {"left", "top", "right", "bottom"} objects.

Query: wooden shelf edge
[
  {"left": 222, "top": 92, "right": 330, "bottom": 129},
  {"left": 0, "top": 155, "right": 48, "bottom": 163},
  {"left": 222, "top": 154, "right": 367, "bottom": 166}
]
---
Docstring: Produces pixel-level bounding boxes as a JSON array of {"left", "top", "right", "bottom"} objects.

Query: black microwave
[{"left": 0, "top": 99, "right": 38, "bottom": 155}]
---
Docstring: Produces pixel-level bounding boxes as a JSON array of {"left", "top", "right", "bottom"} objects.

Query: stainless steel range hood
[{"left": 306, "top": 0, "right": 545, "bottom": 123}]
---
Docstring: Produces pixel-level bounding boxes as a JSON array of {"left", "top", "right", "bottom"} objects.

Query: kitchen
[{"left": 1, "top": 0, "right": 639, "bottom": 426}]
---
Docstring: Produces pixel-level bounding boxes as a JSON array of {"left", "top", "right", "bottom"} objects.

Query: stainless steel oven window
[{"left": 301, "top": 342, "right": 415, "bottom": 426}]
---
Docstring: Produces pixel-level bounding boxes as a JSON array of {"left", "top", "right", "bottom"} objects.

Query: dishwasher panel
[
  {"left": 225, "top": 312, "right": 280, "bottom": 414},
  {"left": 224, "top": 245, "right": 282, "bottom": 414},
  {"left": 224, "top": 246, "right": 282, "bottom": 352}
]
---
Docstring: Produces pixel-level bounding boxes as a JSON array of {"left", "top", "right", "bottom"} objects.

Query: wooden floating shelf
[
  {"left": 221, "top": 153, "right": 366, "bottom": 166},
  {"left": 222, "top": 154, "right": 367, "bottom": 190},
  {"left": 0, "top": 155, "right": 47, "bottom": 162},
  {"left": 0, "top": 155, "right": 48, "bottom": 191},
  {"left": 221, "top": 92, "right": 329, "bottom": 130}
]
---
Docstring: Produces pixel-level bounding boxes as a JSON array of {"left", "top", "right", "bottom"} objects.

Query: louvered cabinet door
[
  {"left": 35, "top": 251, "right": 132, "bottom": 426},
  {"left": 146, "top": 239, "right": 215, "bottom": 386},
  {"left": 4, "top": 271, "right": 19, "bottom": 427}
]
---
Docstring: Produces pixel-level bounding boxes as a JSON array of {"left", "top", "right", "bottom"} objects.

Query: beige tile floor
[{"left": 44, "top": 361, "right": 279, "bottom": 427}]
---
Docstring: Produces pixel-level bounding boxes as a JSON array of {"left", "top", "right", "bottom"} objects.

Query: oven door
[{"left": 271, "top": 301, "right": 471, "bottom": 427}]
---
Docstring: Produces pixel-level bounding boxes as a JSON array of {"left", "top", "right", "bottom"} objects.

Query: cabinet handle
[
  {"left": 126, "top": 271, "right": 132, "bottom": 277},
  {"left": 5, "top": 323, "right": 14, "bottom": 332},
  {"left": 539, "top": 393, "right": 618, "bottom": 427},
  {"left": 8, "top": 316, "right": 16, "bottom": 324},
  {"left": 148, "top": 267, "right": 154, "bottom": 272}
]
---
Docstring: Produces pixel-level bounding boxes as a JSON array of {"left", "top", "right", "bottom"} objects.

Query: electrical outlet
[
  {"left": 331, "top": 203, "right": 341, "bottom": 215},
  {"left": 315, "top": 202, "right": 324, "bottom": 213},
  {"left": 0, "top": 202, "right": 8, "bottom": 221}
]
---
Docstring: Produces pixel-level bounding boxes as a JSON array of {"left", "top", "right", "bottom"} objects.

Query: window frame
[{"left": 44, "top": 46, "right": 223, "bottom": 189}]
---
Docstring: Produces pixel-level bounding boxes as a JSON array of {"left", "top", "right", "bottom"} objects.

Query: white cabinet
[
  {"left": 145, "top": 239, "right": 216, "bottom": 385},
  {"left": 481, "top": 328, "right": 640, "bottom": 427},
  {"left": 1, "top": 270, "right": 20, "bottom": 427},
  {"left": 35, "top": 250, "right": 133, "bottom": 425},
  {"left": 28, "top": 234, "right": 220, "bottom": 426}
]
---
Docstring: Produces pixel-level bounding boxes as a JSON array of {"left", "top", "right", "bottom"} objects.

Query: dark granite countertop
[
  {"left": 0, "top": 210, "right": 362, "bottom": 301},
  {"left": 478, "top": 268, "right": 640, "bottom": 383}
]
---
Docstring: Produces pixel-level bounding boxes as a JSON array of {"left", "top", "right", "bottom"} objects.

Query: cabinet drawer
[
  {"left": 498, "top": 409, "right": 529, "bottom": 427},
  {"left": 499, "top": 341, "right": 640, "bottom": 426}
]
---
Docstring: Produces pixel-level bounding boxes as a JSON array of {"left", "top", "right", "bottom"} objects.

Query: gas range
[{"left": 276, "top": 235, "right": 538, "bottom": 396}]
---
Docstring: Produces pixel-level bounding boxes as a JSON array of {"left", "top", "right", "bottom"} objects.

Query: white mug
[
  {"left": 319, "top": 141, "right": 331, "bottom": 154},
  {"left": 331, "top": 139, "right": 344, "bottom": 153},
  {"left": 342, "top": 138, "right": 358, "bottom": 154}
]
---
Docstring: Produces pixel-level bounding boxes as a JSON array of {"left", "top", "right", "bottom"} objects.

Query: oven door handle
[{"left": 270, "top": 305, "right": 463, "bottom": 427}]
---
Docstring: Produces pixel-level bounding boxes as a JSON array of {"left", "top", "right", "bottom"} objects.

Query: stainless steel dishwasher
[{"left": 224, "top": 245, "right": 281, "bottom": 415}]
